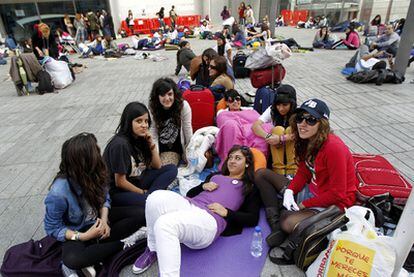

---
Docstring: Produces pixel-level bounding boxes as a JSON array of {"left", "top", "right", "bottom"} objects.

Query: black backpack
[
  {"left": 233, "top": 51, "right": 251, "bottom": 79},
  {"left": 36, "top": 70, "right": 54, "bottom": 94}
]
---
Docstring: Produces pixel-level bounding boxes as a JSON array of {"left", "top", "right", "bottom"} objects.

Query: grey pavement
[{"left": 0, "top": 27, "right": 413, "bottom": 276}]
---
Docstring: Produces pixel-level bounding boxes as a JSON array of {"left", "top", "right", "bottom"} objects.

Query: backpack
[
  {"left": 233, "top": 51, "right": 251, "bottom": 79},
  {"left": 352, "top": 153, "right": 412, "bottom": 205},
  {"left": 0, "top": 236, "right": 62, "bottom": 277},
  {"left": 177, "top": 78, "right": 191, "bottom": 93},
  {"left": 253, "top": 86, "right": 277, "bottom": 114},
  {"left": 270, "top": 205, "right": 348, "bottom": 270},
  {"left": 36, "top": 70, "right": 54, "bottom": 94}
]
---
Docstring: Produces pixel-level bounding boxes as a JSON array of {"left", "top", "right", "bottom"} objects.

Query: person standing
[
  {"left": 156, "top": 7, "right": 166, "bottom": 30},
  {"left": 86, "top": 9, "right": 99, "bottom": 40},
  {"left": 238, "top": 2, "right": 246, "bottom": 26},
  {"left": 74, "top": 13, "right": 86, "bottom": 44},
  {"left": 221, "top": 6, "right": 231, "bottom": 21},
  {"left": 245, "top": 5, "right": 255, "bottom": 26},
  {"left": 169, "top": 6, "right": 178, "bottom": 29}
]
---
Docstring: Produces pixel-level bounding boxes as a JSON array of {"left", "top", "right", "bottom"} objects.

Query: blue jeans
[
  {"left": 111, "top": 164, "right": 178, "bottom": 207},
  {"left": 296, "top": 185, "right": 325, "bottom": 211}
]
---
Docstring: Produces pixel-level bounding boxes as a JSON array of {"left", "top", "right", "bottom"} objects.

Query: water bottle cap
[{"left": 255, "top": 226, "right": 261, "bottom": 232}]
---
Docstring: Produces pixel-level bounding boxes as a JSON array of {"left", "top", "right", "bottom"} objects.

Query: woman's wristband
[{"left": 265, "top": 133, "right": 272, "bottom": 139}]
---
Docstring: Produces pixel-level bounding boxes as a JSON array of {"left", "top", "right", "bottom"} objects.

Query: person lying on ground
[
  {"left": 255, "top": 98, "right": 357, "bottom": 248},
  {"left": 103, "top": 102, "right": 178, "bottom": 207},
  {"left": 131, "top": 145, "right": 261, "bottom": 276},
  {"left": 345, "top": 44, "right": 390, "bottom": 71}
]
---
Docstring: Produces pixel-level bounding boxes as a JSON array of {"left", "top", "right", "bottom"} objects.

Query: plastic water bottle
[
  {"left": 187, "top": 147, "right": 199, "bottom": 181},
  {"left": 250, "top": 226, "right": 263, "bottom": 258}
]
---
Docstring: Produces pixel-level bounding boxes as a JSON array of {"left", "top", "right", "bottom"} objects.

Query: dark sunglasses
[
  {"left": 295, "top": 113, "right": 319, "bottom": 126},
  {"left": 227, "top": 96, "right": 241, "bottom": 103},
  {"left": 208, "top": 65, "right": 218, "bottom": 70}
]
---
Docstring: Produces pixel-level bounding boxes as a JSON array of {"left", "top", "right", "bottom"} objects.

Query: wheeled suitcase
[
  {"left": 233, "top": 51, "right": 251, "bottom": 79},
  {"left": 182, "top": 85, "right": 215, "bottom": 131},
  {"left": 352, "top": 153, "right": 412, "bottom": 205},
  {"left": 250, "top": 64, "right": 286, "bottom": 88}
]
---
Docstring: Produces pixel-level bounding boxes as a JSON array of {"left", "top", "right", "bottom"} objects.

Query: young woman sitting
[
  {"left": 149, "top": 78, "right": 193, "bottom": 166},
  {"left": 190, "top": 48, "right": 218, "bottom": 87},
  {"left": 103, "top": 102, "right": 178, "bottom": 207},
  {"left": 175, "top": 41, "right": 196, "bottom": 76},
  {"left": 312, "top": 26, "right": 334, "bottom": 49},
  {"left": 209, "top": 56, "right": 234, "bottom": 100},
  {"left": 331, "top": 24, "right": 360, "bottom": 50},
  {"left": 131, "top": 145, "right": 261, "bottom": 276},
  {"left": 216, "top": 89, "right": 252, "bottom": 115},
  {"left": 231, "top": 24, "right": 247, "bottom": 48},
  {"left": 256, "top": 99, "right": 357, "bottom": 247},
  {"left": 252, "top": 84, "right": 297, "bottom": 176},
  {"left": 213, "top": 33, "right": 233, "bottom": 66},
  {"left": 44, "top": 133, "right": 145, "bottom": 275}
]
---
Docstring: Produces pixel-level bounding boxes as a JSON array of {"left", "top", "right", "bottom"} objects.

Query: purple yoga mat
[{"left": 180, "top": 210, "right": 270, "bottom": 277}]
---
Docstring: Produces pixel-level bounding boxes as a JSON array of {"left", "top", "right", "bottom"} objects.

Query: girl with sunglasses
[
  {"left": 103, "top": 102, "right": 178, "bottom": 207},
  {"left": 149, "top": 78, "right": 193, "bottom": 166},
  {"left": 44, "top": 133, "right": 145, "bottom": 275},
  {"left": 252, "top": 84, "right": 298, "bottom": 176},
  {"left": 256, "top": 98, "right": 357, "bottom": 248},
  {"left": 209, "top": 56, "right": 234, "bottom": 100},
  {"left": 131, "top": 145, "right": 260, "bottom": 276},
  {"left": 216, "top": 89, "right": 252, "bottom": 115}
]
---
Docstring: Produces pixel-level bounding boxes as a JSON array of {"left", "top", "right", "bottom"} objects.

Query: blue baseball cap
[{"left": 296, "top": 99, "right": 330, "bottom": 120}]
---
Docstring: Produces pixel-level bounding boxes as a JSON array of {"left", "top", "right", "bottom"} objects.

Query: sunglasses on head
[
  {"left": 227, "top": 96, "right": 241, "bottom": 103},
  {"left": 295, "top": 113, "right": 319, "bottom": 126}
]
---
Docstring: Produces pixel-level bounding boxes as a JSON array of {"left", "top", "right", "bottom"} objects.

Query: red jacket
[{"left": 288, "top": 134, "right": 357, "bottom": 210}]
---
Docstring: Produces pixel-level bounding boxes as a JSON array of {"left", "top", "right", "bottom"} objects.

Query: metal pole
[
  {"left": 392, "top": 188, "right": 414, "bottom": 276},
  {"left": 393, "top": 0, "right": 414, "bottom": 77},
  {"left": 34, "top": 0, "right": 41, "bottom": 22},
  {"left": 323, "top": 0, "right": 328, "bottom": 17},
  {"left": 270, "top": 0, "right": 277, "bottom": 37},
  {"left": 339, "top": 0, "right": 346, "bottom": 23},
  {"left": 72, "top": 0, "right": 77, "bottom": 14}
]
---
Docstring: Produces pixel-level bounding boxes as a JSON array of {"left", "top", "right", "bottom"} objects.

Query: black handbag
[{"left": 270, "top": 205, "right": 348, "bottom": 270}]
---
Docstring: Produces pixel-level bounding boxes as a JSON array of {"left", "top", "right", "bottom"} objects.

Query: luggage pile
[{"left": 242, "top": 43, "right": 291, "bottom": 114}]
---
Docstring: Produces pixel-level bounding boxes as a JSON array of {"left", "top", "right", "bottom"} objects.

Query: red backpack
[{"left": 352, "top": 153, "right": 412, "bottom": 204}]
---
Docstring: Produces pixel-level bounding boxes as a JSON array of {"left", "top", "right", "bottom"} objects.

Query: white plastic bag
[
  {"left": 306, "top": 206, "right": 396, "bottom": 277},
  {"left": 245, "top": 43, "right": 291, "bottom": 69},
  {"left": 43, "top": 58, "right": 73, "bottom": 89}
]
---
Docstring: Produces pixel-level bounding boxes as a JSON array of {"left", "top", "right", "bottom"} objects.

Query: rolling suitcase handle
[{"left": 190, "top": 84, "right": 206, "bottom": 91}]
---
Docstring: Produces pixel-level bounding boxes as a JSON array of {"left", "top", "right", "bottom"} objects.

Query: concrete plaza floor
[{"left": 0, "top": 27, "right": 413, "bottom": 276}]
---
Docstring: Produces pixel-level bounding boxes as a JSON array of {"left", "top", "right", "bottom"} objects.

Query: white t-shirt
[
  {"left": 213, "top": 43, "right": 232, "bottom": 64},
  {"left": 200, "top": 25, "right": 210, "bottom": 32},
  {"left": 258, "top": 107, "right": 272, "bottom": 123}
]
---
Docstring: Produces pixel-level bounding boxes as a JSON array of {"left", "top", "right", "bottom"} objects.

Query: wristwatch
[{"left": 70, "top": 231, "right": 80, "bottom": 241}]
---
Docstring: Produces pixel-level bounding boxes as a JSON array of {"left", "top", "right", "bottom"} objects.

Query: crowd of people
[{"left": 0, "top": 5, "right": 412, "bottom": 277}]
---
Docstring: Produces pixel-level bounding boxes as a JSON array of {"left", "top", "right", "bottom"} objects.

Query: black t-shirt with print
[
  {"left": 158, "top": 117, "right": 182, "bottom": 154},
  {"left": 103, "top": 135, "right": 146, "bottom": 193}
]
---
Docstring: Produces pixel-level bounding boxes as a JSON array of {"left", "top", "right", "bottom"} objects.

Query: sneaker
[
  {"left": 132, "top": 247, "right": 157, "bottom": 274},
  {"left": 121, "top": 226, "right": 147, "bottom": 249},
  {"left": 62, "top": 264, "right": 79, "bottom": 277},
  {"left": 81, "top": 266, "right": 96, "bottom": 277}
]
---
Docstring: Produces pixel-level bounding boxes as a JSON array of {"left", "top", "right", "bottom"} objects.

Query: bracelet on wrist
[{"left": 265, "top": 133, "right": 272, "bottom": 139}]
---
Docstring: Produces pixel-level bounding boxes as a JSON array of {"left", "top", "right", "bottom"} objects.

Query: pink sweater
[{"left": 343, "top": 31, "right": 360, "bottom": 48}]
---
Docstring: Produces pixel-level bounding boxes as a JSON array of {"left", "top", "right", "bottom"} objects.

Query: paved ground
[{"left": 0, "top": 27, "right": 413, "bottom": 276}]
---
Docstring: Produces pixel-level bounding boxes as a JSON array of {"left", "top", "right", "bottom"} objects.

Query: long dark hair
[
  {"left": 345, "top": 24, "right": 356, "bottom": 40},
  {"left": 211, "top": 55, "right": 228, "bottom": 77},
  {"left": 221, "top": 145, "right": 255, "bottom": 195},
  {"left": 270, "top": 85, "right": 297, "bottom": 127},
  {"left": 54, "top": 133, "right": 108, "bottom": 213},
  {"left": 319, "top": 26, "right": 329, "bottom": 41},
  {"left": 216, "top": 33, "right": 226, "bottom": 56},
  {"left": 149, "top": 78, "right": 183, "bottom": 131},
  {"left": 290, "top": 117, "right": 331, "bottom": 164},
  {"left": 115, "top": 102, "right": 152, "bottom": 167},
  {"left": 371, "top": 14, "right": 381, "bottom": 26}
]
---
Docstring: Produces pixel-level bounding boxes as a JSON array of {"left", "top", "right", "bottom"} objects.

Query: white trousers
[{"left": 146, "top": 190, "right": 217, "bottom": 277}]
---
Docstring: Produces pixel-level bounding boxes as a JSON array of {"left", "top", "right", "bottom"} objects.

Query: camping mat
[{"left": 180, "top": 209, "right": 270, "bottom": 277}]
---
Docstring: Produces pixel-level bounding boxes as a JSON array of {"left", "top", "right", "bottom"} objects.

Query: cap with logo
[{"left": 295, "top": 99, "right": 330, "bottom": 120}]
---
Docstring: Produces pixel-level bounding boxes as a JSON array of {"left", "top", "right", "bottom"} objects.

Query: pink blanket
[{"left": 215, "top": 110, "right": 272, "bottom": 166}]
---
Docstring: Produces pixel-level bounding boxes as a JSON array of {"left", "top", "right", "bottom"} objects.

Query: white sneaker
[
  {"left": 61, "top": 264, "right": 79, "bottom": 277},
  {"left": 81, "top": 266, "right": 96, "bottom": 277},
  {"left": 121, "top": 226, "right": 148, "bottom": 249}
]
